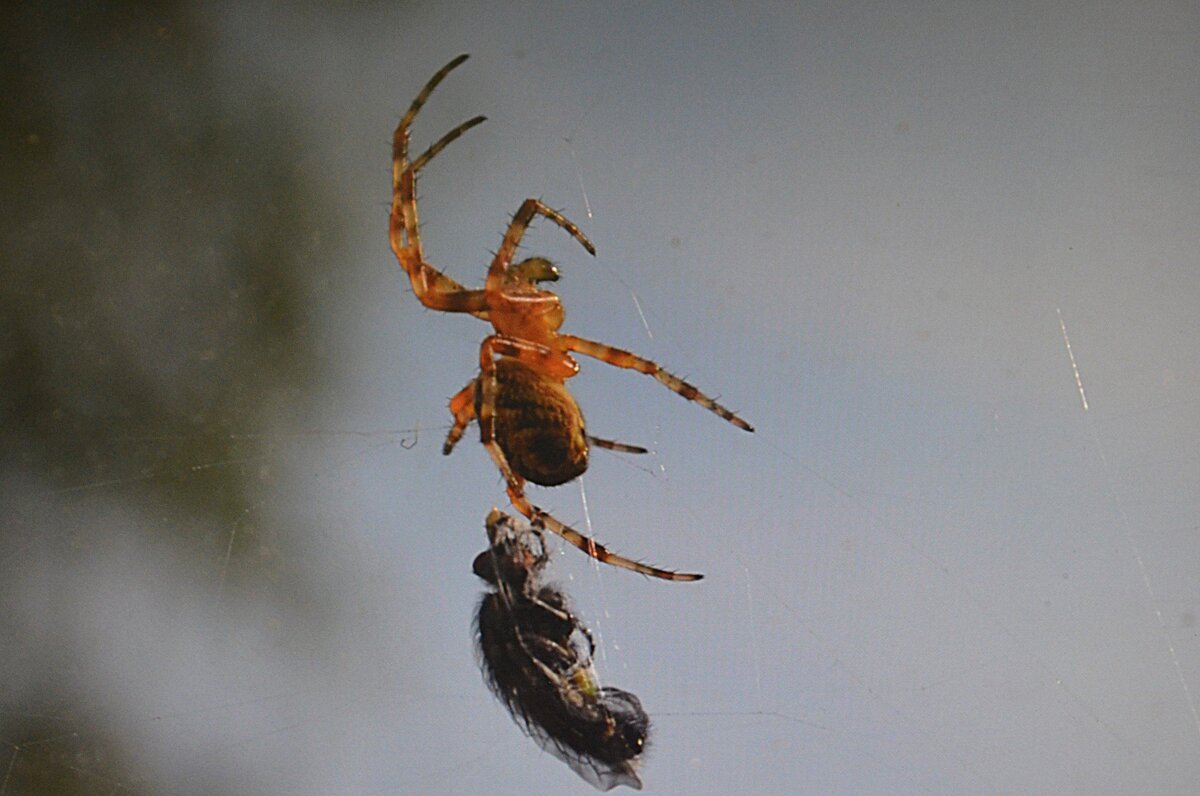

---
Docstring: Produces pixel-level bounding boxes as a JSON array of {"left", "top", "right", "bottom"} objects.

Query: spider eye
[{"left": 510, "top": 257, "right": 560, "bottom": 284}]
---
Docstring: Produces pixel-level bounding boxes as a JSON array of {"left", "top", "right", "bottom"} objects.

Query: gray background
[{"left": 4, "top": 2, "right": 1198, "bottom": 793}]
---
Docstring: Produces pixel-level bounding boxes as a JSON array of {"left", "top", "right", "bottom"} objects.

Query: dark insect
[
  {"left": 474, "top": 509, "right": 650, "bottom": 790},
  {"left": 392, "top": 54, "right": 754, "bottom": 580}
]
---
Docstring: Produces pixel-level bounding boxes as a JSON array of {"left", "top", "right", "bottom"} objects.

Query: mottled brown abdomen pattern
[{"left": 478, "top": 358, "right": 589, "bottom": 486}]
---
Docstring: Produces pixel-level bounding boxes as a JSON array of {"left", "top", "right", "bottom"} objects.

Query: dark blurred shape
[
  {"left": 2, "top": 3, "right": 338, "bottom": 791},
  {"left": 473, "top": 509, "right": 649, "bottom": 791},
  {"left": 2, "top": 2, "right": 330, "bottom": 525}
]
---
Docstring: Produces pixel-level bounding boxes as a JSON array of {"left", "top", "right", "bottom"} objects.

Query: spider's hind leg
[{"left": 526, "top": 504, "right": 703, "bottom": 582}]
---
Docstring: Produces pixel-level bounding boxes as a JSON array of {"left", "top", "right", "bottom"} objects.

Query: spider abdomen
[{"left": 480, "top": 358, "right": 589, "bottom": 487}]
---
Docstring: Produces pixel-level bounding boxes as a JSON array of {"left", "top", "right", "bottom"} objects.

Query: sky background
[{"left": 4, "top": 2, "right": 1199, "bottom": 793}]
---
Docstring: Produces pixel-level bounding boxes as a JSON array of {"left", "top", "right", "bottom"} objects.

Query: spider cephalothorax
[{"left": 392, "top": 55, "right": 753, "bottom": 580}]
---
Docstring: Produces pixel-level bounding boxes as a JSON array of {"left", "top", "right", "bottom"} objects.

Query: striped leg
[
  {"left": 390, "top": 55, "right": 489, "bottom": 315},
  {"left": 486, "top": 199, "right": 596, "bottom": 291},
  {"left": 587, "top": 436, "right": 648, "bottom": 455},
  {"left": 560, "top": 334, "right": 755, "bottom": 432},
  {"left": 524, "top": 502, "right": 703, "bottom": 582}
]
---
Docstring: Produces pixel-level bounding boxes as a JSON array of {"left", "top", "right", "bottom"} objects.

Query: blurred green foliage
[{"left": 2, "top": 4, "right": 341, "bottom": 791}]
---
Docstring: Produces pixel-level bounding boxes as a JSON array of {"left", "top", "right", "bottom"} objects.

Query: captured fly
[{"left": 473, "top": 509, "right": 649, "bottom": 790}]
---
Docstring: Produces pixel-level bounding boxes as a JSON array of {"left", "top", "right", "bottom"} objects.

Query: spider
[
  {"left": 474, "top": 509, "right": 649, "bottom": 790},
  {"left": 391, "top": 54, "right": 753, "bottom": 581}
]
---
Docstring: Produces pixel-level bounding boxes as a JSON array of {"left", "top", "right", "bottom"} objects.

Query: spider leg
[
  {"left": 477, "top": 336, "right": 702, "bottom": 581},
  {"left": 560, "top": 334, "right": 755, "bottom": 432},
  {"left": 393, "top": 53, "right": 474, "bottom": 256},
  {"left": 412, "top": 115, "right": 486, "bottom": 174},
  {"left": 586, "top": 436, "right": 649, "bottom": 455},
  {"left": 391, "top": 170, "right": 489, "bottom": 313},
  {"left": 398, "top": 53, "right": 471, "bottom": 135},
  {"left": 391, "top": 56, "right": 490, "bottom": 316},
  {"left": 526, "top": 504, "right": 703, "bottom": 582},
  {"left": 487, "top": 199, "right": 596, "bottom": 291},
  {"left": 443, "top": 378, "right": 477, "bottom": 455}
]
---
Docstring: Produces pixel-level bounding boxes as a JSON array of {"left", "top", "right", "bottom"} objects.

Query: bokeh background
[{"left": 4, "top": 2, "right": 1198, "bottom": 793}]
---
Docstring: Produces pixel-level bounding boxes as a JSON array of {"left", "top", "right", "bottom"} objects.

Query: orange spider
[{"left": 391, "top": 54, "right": 753, "bottom": 581}]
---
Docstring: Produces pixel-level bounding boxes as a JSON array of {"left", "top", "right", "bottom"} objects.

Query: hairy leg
[
  {"left": 486, "top": 199, "right": 596, "bottom": 291},
  {"left": 561, "top": 334, "right": 754, "bottom": 432},
  {"left": 390, "top": 55, "right": 489, "bottom": 314}
]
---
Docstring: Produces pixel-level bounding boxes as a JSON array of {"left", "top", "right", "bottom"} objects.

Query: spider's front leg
[
  {"left": 390, "top": 54, "right": 489, "bottom": 316},
  {"left": 391, "top": 163, "right": 489, "bottom": 315},
  {"left": 476, "top": 336, "right": 702, "bottom": 581}
]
